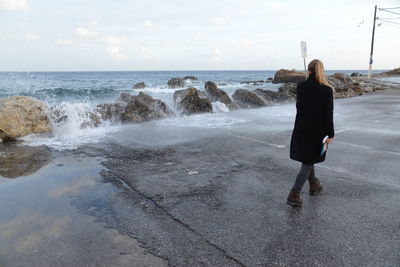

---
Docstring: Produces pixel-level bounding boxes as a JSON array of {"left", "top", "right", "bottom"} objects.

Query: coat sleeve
[
  {"left": 296, "top": 84, "right": 302, "bottom": 111},
  {"left": 325, "top": 87, "right": 335, "bottom": 138}
]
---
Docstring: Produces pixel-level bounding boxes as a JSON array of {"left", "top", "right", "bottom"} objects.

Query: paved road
[{"left": 75, "top": 89, "right": 400, "bottom": 266}]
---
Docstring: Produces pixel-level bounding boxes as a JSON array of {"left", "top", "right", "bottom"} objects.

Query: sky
[{"left": 0, "top": 0, "right": 399, "bottom": 71}]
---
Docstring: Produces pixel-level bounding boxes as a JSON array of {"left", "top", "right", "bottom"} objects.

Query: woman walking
[{"left": 287, "top": 59, "right": 335, "bottom": 206}]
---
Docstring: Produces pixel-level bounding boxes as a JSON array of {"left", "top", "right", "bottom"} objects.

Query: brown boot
[
  {"left": 309, "top": 179, "right": 323, "bottom": 195},
  {"left": 287, "top": 189, "right": 303, "bottom": 206}
]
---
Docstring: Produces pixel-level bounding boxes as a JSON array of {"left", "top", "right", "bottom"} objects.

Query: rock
[
  {"left": 95, "top": 103, "right": 124, "bottom": 122},
  {"left": 364, "top": 86, "right": 373, "bottom": 93},
  {"left": 48, "top": 107, "right": 68, "bottom": 124},
  {"left": 384, "top": 67, "right": 400, "bottom": 76},
  {"left": 0, "top": 96, "right": 52, "bottom": 142},
  {"left": 327, "top": 77, "right": 347, "bottom": 92},
  {"left": 267, "top": 77, "right": 273, "bottom": 81},
  {"left": 372, "top": 85, "right": 385, "bottom": 91},
  {"left": 254, "top": 89, "right": 295, "bottom": 103},
  {"left": 350, "top": 85, "right": 364, "bottom": 95},
  {"left": 118, "top": 93, "right": 136, "bottom": 103},
  {"left": 173, "top": 87, "right": 213, "bottom": 115},
  {"left": 332, "top": 73, "right": 352, "bottom": 83},
  {"left": 232, "top": 89, "right": 266, "bottom": 108},
  {"left": 133, "top": 82, "right": 146, "bottom": 89},
  {"left": 272, "top": 69, "right": 306, "bottom": 84},
  {"left": 168, "top": 78, "right": 185, "bottom": 88},
  {"left": 278, "top": 83, "right": 297, "bottom": 97},
  {"left": 204, "top": 81, "right": 232, "bottom": 105},
  {"left": 173, "top": 88, "right": 207, "bottom": 101},
  {"left": 350, "top": 72, "right": 361, "bottom": 77},
  {"left": 121, "top": 92, "right": 172, "bottom": 123},
  {"left": 183, "top": 76, "right": 198, "bottom": 81},
  {"left": 81, "top": 112, "right": 102, "bottom": 128}
]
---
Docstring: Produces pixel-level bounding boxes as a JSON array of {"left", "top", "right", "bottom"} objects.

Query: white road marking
[
  {"left": 335, "top": 128, "right": 353, "bottom": 134},
  {"left": 335, "top": 141, "right": 400, "bottom": 156},
  {"left": 229, "top": 134, "right": 286, "bottom": 148}
]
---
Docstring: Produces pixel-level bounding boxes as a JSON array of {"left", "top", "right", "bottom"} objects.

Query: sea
[{"left": 0, "top": 70, "right": 392, "bottom": 150}]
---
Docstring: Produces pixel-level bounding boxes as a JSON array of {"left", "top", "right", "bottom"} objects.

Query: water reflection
[{"left": 0, "top": 144, "right": 51, "bottom": 178}]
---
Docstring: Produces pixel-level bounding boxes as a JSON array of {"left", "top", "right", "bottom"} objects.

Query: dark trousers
[{"left": 292, "top": 163, "right": 318, "bottom": 191}]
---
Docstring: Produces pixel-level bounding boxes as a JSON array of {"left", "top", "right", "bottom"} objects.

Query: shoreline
[{"left": 1, "top": 69, "right": 399, "bottom": 147}]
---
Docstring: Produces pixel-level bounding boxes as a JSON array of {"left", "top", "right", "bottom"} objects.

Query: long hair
[{"left": 308, "top": 59, "right": 332, "bottom": 88}]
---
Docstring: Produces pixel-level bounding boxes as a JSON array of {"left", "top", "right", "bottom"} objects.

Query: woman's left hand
[{"left": 326, "top": 138, "right": 334, "bottom": 144}]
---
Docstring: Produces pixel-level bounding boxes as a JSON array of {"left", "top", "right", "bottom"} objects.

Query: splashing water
[{"left": 21, "top": 102, "right": 122, "bottom": 150}]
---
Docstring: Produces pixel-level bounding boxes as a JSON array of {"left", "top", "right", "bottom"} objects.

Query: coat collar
[{"left": 307, "top": 73, "right": 316, "bottom": 82}]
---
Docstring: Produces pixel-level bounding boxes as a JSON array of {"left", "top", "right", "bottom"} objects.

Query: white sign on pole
[{"left": 301, "top": 41, "right": 307, "bottom": 58}]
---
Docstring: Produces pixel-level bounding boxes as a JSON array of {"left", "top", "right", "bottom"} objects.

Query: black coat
[{"left": 290, "top": 74, "right": 335, "bottom": 164}]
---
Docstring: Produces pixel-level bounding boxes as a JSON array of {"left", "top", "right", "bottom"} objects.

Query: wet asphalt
[{"left": 74, "top": 89, "right": 400, "bottom": 266}]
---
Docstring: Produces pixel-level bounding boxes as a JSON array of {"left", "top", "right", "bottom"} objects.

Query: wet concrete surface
[
  {"left": 77, "top": 89, "right": 400, "bottom": 266},
  {"left": 1, "top": 89, "right": 400, "bottom": 266}
]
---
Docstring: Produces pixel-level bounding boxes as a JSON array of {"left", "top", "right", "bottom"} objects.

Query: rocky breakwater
[
  {"left": 328, "top": 73, "right": 388, "bottom": 98},
  {"left": 376, "top": 67, "right": 400, "bottom": 77},
  {"left": 271, "top": 69, "right": 389, "bottom": 99},
  {"left": 0, "top": 96, "right": 52, "bottom": 142},
  {"left": 96, "top": 92, "right": 173, "bottom": 123}
]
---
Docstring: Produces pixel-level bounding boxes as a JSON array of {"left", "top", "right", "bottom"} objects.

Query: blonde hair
[{"left": 308, "top": 59, "right": 332, "bottom": 88}]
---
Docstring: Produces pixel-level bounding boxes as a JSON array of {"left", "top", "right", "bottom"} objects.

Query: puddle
[
  {"left": 0, "top": 153, "right": 166, "bottom": 266},
  {"left": 0, "top": 144, "right": 51, "bottom": 179}
]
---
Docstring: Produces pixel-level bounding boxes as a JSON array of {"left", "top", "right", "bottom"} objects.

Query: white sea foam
[
  {"left": 133, "top": 86, "right": 181, "bottom": 94},
  {"left": 157, "top": 113, "right": 247, "bottom": 128},
  {"left": 212, "top": 101, "right": 229, "bottom": 113},
  {"left": 21, "top": 101, "right": 122, "bottom": 150}
]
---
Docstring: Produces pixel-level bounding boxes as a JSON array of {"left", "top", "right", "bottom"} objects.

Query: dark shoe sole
[
  {"left": 310, "top": 187, "right": 323, "bottom": 196},
  {"left": 287, "top": 200, "right": 302, "bottom": 206}
]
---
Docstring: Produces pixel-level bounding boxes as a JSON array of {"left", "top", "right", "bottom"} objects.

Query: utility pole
[{"left": 368, "top": 5, "right": 377, "bottom": 79}]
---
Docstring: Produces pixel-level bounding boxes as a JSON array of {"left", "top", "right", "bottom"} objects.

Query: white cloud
[
  {"left": 56, "top": 39, "right": 73, "bottom": 45},
  {"left": 212, "top": 17, "right": 227, "bottom": 26},
  {"left": 0, "top": 0, "right": 29, "bottom": 11},
  {"left": 213, "top": 48, "right": 222, "bottom": 60},
  {"left": 105, "top": 36, "right": 127, "bottom": 45},
  {"left": 143, "top": 20, "right": 155, "bottom": 28},
  {"left": 108, "top": 46, "right": 126, "bottom": 60},
  {"left": 75, "top": 27, "right": 98, "bottom": 38},
  {"left": 22, "top": 33, "right": 39, "bottom": 41},
  {"left": 140, "top": 47, "right": 158, "bottom": 60}
]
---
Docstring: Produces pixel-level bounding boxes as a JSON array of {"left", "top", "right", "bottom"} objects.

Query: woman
[{"left": 287, "top": 59, "right": 335, "bottom": 206}]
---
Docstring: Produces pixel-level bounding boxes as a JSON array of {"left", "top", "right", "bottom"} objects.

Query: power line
[
  {"left": 381, "top": 21, "right": 400, "bottom": 29},
  {"left": 379, "top": 17, "right": 400, "bottom": 20},
  {"left": 379, "top": 9, "right": 400, "bottom": 16},
  {"left": 379, "top": 7, "right": 400, "bottom": 10},
  {"left": 379, "top": 18, "right": 400, "bottom": 26}
]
